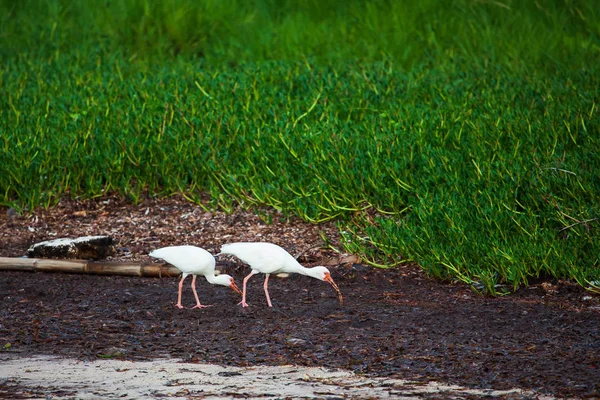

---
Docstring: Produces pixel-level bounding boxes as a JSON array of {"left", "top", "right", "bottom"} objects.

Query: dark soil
[{"left": 1, "top": 196, "right": 599, "bottom": 398}]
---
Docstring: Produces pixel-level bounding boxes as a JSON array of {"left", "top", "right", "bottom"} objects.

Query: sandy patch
[{"left": 0, "top": 354, "right": 554, "bottom": 399}]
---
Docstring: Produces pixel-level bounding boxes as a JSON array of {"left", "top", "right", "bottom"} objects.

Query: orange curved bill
[
  {"left": 230, "top": 281, "right": 243, "bottom": 296},
  {"left": 324, "top": 273, "right": 343, "bottom": 305}
]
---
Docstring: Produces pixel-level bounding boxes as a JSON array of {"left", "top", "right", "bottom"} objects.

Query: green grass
[
  {"left": 2, "top": 0, "right": 598, "bottom": 68},
  {"left": 1, "top": 0, "right": 599, "bottom": 294}
]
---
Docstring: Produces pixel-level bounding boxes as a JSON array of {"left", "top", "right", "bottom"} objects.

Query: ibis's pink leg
[
  {"left": 263, "top": 273, "right": 273, "bottom": 307},
  {"left": 176, "top": 275, "right": 186, "bottom": 309},
  {"left": 239, "top": 271, "right": 258, "bottom": 308},
  {"left": 190, "top": 275, "right": 211, "bottom": 309}
]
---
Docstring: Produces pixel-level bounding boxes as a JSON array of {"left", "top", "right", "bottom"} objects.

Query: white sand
[{"left": 0, "top": 354, "right": 554, "bottom": 399}]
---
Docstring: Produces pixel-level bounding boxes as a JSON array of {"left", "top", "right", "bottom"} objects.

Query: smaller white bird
[
  {"left": 149, "top": 245, "right": 242, "bottom": 309},
  {"left": 219, "top": 242, "right": 343, "bottom": 307}
]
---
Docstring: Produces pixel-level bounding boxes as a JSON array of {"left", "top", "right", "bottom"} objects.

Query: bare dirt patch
[
  {"left": 1, "top": 196, "right": 599, "bottom": 398},
  {"left": 0, "top": 355, "right": 555, "bottom": 399}
]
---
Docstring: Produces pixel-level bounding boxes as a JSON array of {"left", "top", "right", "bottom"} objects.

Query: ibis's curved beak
[
  {"left": 230, "top": 281, "right": 243, "bottom": 296},
  {"left": 324, "top": 272, "right": 343, "bottom": 305}
]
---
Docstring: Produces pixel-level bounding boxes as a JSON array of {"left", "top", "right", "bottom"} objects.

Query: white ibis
[
  {"left": 149, "top": 245, "right": 242, "bottom": 309},
  {"left": 219, "top": 242, "right": 343, "bottom": 307}
]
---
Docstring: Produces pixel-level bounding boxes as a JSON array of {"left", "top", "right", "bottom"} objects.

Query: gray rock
[
  {"left": 7, "top": 207, "right": 18, "bottom": 219},
  {"left": 27, "top": 235, "right": 115, "bottom": 260}
]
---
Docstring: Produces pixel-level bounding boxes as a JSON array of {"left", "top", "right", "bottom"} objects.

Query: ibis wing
[{"left": 220, "top": 242, "right": 289, "bottom": 273}]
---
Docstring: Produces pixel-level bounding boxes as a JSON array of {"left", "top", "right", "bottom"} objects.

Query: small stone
[
  {"left": 286, "top": 337, "right": 308, "bottom": 346},
  {"left": 7, "top": 207, "right": 18, "bottom": 219},
  {"left": 352, "top": 263, "right": 368, "bottom": 272}
]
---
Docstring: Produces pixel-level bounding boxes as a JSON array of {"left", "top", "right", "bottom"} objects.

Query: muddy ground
[{"left": 1, "top": 196, "right": 599, "bottom": 398}]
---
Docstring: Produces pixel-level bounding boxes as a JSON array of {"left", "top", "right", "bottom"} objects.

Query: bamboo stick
[{"left": 0, "top": 257, "right": 182, "bottom": 278}]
